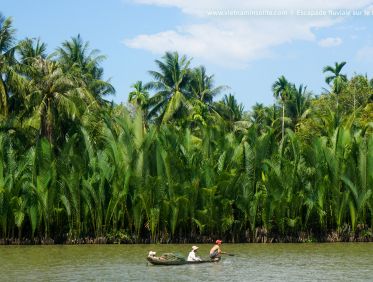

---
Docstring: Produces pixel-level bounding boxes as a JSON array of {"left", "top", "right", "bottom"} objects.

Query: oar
[{"left": 222, "top": 252, "right": 235, "bottom": 256}]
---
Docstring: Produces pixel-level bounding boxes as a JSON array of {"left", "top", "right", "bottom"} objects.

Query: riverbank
[{"left": 1, "top": 225, "right": 372, "bottom": 245}]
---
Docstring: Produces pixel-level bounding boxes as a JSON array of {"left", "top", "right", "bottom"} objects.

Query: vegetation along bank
[{"left": 0, "top": 14, "right": 372, "bottom": 244}]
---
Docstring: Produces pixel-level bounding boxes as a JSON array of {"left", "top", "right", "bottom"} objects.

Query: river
[{"left": 1, "top": 243, "right": 372, "bottom": 281}]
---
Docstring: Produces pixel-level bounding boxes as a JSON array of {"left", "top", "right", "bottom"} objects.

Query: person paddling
[
  {"left": 187, "top": 246, "right": 202, "bottom": 261},
  {"left": 209, "top": 240, "right": 222, "bottom": 261}
]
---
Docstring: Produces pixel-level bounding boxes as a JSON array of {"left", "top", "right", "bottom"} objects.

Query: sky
[{"left": 2, "top": 0, "right": 373, "bottom": 110}]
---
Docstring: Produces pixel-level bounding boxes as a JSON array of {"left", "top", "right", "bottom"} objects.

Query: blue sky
[{"left": 2, "top": 0, "right": 373, "bottom": 110}]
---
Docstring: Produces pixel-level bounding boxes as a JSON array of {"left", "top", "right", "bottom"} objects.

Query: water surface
[{"left": 1, "top": 243, "right": 372, "bottom": 281}]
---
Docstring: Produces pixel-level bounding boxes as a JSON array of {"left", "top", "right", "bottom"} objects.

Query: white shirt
[{"left": 187, "top": 251, "right": 202, "bottom": 261}]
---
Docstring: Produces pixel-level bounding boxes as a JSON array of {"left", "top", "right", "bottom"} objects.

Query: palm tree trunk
[
  {"left": 282, "top": 103, "right": 285, "bottom": 140},
  {"left": 18, "top": 226, "right": 22, "bottom": 243},
  {"left": 336, "top": 95, "right": 338, "bottom": 113},
  {"left": 353, "top": 90, "right": 356, "bottom": 118},
  {"left": 335, "top": 95, "right": 339, "bottom": 127},
  {"left": 0, "top": 77, "right": 9, "bottom": 118}
]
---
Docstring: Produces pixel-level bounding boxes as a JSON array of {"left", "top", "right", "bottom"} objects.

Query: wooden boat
[{"left": 147, "top": 256, "right": 217, "bottom": 265}]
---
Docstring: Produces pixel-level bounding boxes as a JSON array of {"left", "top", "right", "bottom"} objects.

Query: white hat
[
  {"left": 192, "top": 246, "right": 199, "bottom": 251},
  {"left": 148, "top": 251, "right": 156, "bottom": 257}
]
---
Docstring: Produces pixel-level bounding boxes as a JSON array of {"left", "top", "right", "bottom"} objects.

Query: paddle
[{"left": 222, "top": 252, "right": 235, "bottom": 256}]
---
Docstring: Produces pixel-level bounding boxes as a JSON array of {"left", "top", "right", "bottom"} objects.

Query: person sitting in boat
[
  {"left": 187, "top": 246, "right": 202, "bottom": 261},
  {"left": 148, "top": 251, "right": 167, "bottom": 261},
  {"left": 209, "top": 240, "right": 222, "bottom": 261},
  {"left": 148, "top": 251, "right": 157, "bottom": 257}
]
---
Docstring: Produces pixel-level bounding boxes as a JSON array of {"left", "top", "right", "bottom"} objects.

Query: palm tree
[
  {"left": 250, "top": 103, "right": 274, "bottom": 132},
  {"left": 186, "top": 66, "right": 227, "bottom": 127},
  {"left": 55, "top": 35, "right": 115, "bottom": 103},
  {"left": 286, "top": 84, "right": 311, "bottom": 129},
  {"left": 18, "top": 38, "right": 47, "bottom": 64},
  {"left": 147, "top": 51, "right": 191, "bottom": 123},
  {"left": 0, "top": 14, "right": 17, "bottom": 118},
  {"left": 128, "top": 80, "right": 150, "bottom": 124},
  {"left": 272, "top": 76, "right": 293, "bottom": 140},
  {"left": 25, "top": 57, "right": 92, "bottom": 143},
  {"left": 11, "top": 38, "right": 48, "bottom": 116},
  {"left": 189, "top": 66, "right": 225, "bottom": 104},
  {"left": 323, "top": 62, "right": 347, "bottom": 112},
  {"left": 323, "top": 62, "right": 347, "bottom": 85},
  {"left": 214, "top": 94, "right": 244, "bottom": 123},
  {"left": 251, "top": 103, "right": 265, "bottom": 123}
]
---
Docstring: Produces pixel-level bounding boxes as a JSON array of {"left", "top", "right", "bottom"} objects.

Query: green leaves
[
  {"left": 323, "top": 62, "right": 347, "bottom": 86},
  {"left": 0, "top": 15, "right": 372, "bottom": 243}
]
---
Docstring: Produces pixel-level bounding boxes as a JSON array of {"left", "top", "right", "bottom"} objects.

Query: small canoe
[{"left": 147, "top": 256, "right": 217, "bottom": 266}]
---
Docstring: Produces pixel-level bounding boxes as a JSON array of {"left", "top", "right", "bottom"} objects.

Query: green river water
[{"left": 0, "top": 243, "right": 372, "bottom": 281}]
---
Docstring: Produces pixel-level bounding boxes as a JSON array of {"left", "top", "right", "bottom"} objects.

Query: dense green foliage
[{"left": 0, "top": 14, "right": 372, "bottom": 243}]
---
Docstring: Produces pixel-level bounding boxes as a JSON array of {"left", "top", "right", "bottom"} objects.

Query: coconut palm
[
  {"left": 0, "top": 14, "right": 17, "bottom": 118},
  {"left": 214, "top": 94, "right": 244, "bottom": 125},
  {"left": 24, "top": 57, "right": 93, "bottom": 144},
  {"left": 128, "top": 80, "right": 151, "bottom": 125},
  {"left": 147, "top": 51, "right": 191, "bottom": 123},
  {"left": 250, "top": 103, "right": 278, "bottom": 135},
  {"left": 18, "top": 38, "right": 47, "bottom": 64},
  {"left": 55, "top": 35, "right": 115, "bottom": 102},
  {"left": 286, "top": 84, "right": 311, "bottom": 129},
  {"left": 128, "top": 81, "right": 150, "bottom": 108},
  {"left": 189, "top": 66, "right": 225, "bottom": 104},
  {"left": 251, "top": 103, "right": 266, "bottom": 124},
  {"left": 272, "top": 76, "right": 293, "bottom": 140},
  {"left": 185, "top": 66, "right": 227, "bottom": 127}
]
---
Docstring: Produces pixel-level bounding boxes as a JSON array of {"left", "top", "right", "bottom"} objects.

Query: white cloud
[
  {"left": 356, "top": 46, "right": 373, "bottom": 61},
  {"left": 125, "top": 17, "right": 336, "bottom": 68},
  {"left": 132, "top": 0, "right": 373, "bottom": 16},
  {"left": 124, "top": 0, "right": 372, "bottom": 67},
  {"left": 318, "top": 37, "right": 342, "bottom": 47}
]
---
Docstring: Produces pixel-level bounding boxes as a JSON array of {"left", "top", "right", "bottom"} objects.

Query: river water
[{"left": 1, "top": 243, "right": 372, "bottom": 281}]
